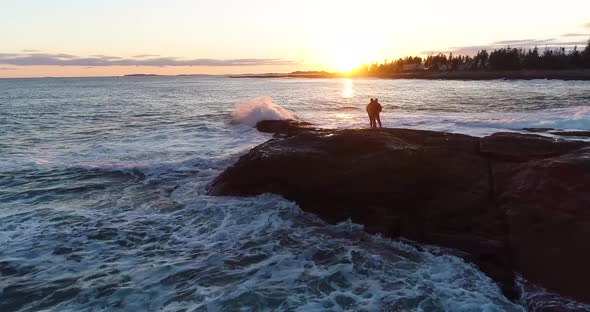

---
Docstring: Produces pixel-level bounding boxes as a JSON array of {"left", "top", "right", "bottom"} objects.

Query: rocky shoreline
[{"left": 208, "top": 120, "right": 590, "bottom": 304}]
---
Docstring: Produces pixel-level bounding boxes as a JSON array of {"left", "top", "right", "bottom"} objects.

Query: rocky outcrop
[
  {"left": 255, "top": 119, "right": 314, "bottom": 135},
  {"left": 208, "top": 121, "right": 590, "bottom": 303}
]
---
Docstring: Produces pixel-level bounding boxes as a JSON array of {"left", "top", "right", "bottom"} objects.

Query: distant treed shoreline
[
  {"left": 352, "top": 39, "right": 590, "bottom": 77},
  {"left": 230, "top": 39, "right": 590, "bottom": 81},
  {"left": 231, "top": 69, "right": 590, "bottom": 81}
]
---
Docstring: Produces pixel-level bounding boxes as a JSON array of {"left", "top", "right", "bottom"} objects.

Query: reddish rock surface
[{"left": 208, "top": 121, "right": 590, "bottom": 304}]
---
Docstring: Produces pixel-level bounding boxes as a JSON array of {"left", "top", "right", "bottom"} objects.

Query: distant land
[
  {"left": 124, "top": 74, "right": 160, "bottom": 77},
  {"left": 233, "top": 40, "right": 590, "bottom": 81},
  {"left": 230, "top": 69, "right": 590, "bottom": 81},
  {"left": 228, "top": 71, "right": 339, "bottom": 79},
  {"left": 123, "top": 73, "right": 219, "bottom": 77},
  {"left": 127, "top": 41, "right": 590, "bottom": 81}
]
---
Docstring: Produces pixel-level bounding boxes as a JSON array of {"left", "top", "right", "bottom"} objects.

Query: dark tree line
[{"left": 353, "top": 39, "right": 590, "bottom": 76}]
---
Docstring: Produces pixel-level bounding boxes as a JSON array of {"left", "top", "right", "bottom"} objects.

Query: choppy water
[{"left": 1, "top": 76, "right": 589, "bottom": 311}]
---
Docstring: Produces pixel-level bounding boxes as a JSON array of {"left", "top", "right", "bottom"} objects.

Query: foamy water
[
  {"left": 231, "top": 96, "right": 299, "bottom": 127},
  {"left": 0, "top": 76, "right": 588, "bottom": 311}
]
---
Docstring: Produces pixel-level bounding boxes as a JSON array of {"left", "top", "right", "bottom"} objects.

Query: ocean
[{"left": 1, "top": 76, "right": 589, "bottom": 311}]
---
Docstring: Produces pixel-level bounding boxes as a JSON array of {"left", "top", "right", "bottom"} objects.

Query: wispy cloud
[
  {"left": 0, "top": 52, "right": 300, "bottom": 67},
  {"left": 585, "top": 22, "right": 590, "bottom": 29},
  {"left": 492, "top": 39, "right": 555, "bottom": 46},
  {"left": 424, "top": 38, "right": 588, "bottom": 55},
  {"left": 446, "top": 46, "right": 495, "bottom": 55},
  {"left": 0, "top": 67, "right": 16, "bottom": 70},
  {"left": 133, "top": 54, "right": 160, "bottom": 58},
  {"left": 90, "top": 55, "right": 123, "bottom": 60},
  {"left": 21, "top": 49, "right": 41, "bottom": 53},
  {"left": 562, "top": 33, "right": 590, "bottom": 37},
  {"left": 545, "top": 41, "right": 588, "bottom": 46}
]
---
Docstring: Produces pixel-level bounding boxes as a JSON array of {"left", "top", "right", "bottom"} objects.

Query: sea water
[{"left": 1, "top": 76, "right": 589, "bottom": 311}]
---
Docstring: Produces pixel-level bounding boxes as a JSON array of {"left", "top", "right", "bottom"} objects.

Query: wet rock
[
  {"left": 208, "top": 120, "right": 590, "bottom": 303},
  {"left": 480, "top": 132, "right": 586, "bottom": 161},
  {"left": 255, "top": 119, "right": 314, "bottom": 135}
]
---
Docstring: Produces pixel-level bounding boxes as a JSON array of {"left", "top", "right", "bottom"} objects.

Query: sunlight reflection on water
[{"left": 342, "top": 79, "right": 354, "bottom": 98}]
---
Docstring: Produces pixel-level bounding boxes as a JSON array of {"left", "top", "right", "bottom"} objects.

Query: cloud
[
  {"left": 133, "top": 54, "right": 160, "bottom": 58},
  {"left": 562, "top": 33, "right": 590, "bottom": 37},
  {"left": 0, "top": 67, "right": 16, "bottom": 70},
  {"left": 421, "top": 46, "right": 491, "bottom": 55},
  {"left": 543, "top": 41, "right": 588, "bottom": 46},
  {"left": 90, "top": 55, "right": 123, "bottom": 60},
  {"left": 21, "top": 49, "right": 40, "bottom": 53},
  {"left": 584, "top": 22, "right": 590, "bottom": 29},
  {"left": 0, "top": 52, "right": 300, "bottom": 67},
  {"left": 446, "top": 46, "right": 496, "bottom": 55},
  {"left": 492, "top": 39, "right": 532, "bottom": 45},
  {"left": 492, "top": 38, "right": 555, "bottom": 46},
  {"left": 435, "top": 38, "right": 587, "bottom": 55}
]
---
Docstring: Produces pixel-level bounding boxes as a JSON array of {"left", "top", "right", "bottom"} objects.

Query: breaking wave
[{"left": 231, "top": 96, "right": 298, "bottom": 127}]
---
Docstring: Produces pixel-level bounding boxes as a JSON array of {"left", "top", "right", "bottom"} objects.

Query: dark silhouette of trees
[
  {"left": 489, "top": 47, "right": 521, "bottom": 70},
  {"left": 471, "top": 50, "right": 489, "bottom": 70},
  {"left": 353, "top": 38, "right": 590, "bottom": 76},
  {"left": 523, "top": 47, "right": 541, "bottom": 69},
  {"left": 583, "top": 39, "right": 590, "bottom": 68}
]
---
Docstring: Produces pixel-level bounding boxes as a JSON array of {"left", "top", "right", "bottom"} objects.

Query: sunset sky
[{"left": 1, "top": 0, "right": 590, "bottom": 78}]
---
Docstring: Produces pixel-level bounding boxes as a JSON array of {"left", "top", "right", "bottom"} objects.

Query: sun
[
  {"left": 332, "top": 52, "right": 366, "bottom": 73},
  {"left": 314, "top": 26, "right": 385, "bottom": 73},
  {"left": 324, "top": 41, "right": 379, "bottom": 73}
]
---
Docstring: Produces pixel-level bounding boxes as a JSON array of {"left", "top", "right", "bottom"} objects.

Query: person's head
[
  {"left": 375, "top": 98, "right": 379, "bottom": 103},
  {"left": 370, "top": 98, "right": 374, "bottom": 103}
]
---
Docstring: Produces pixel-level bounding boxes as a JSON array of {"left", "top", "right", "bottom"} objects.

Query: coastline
[
  {"left": 209, "top": 120, "right": 590, "bottom": 305},
  {"left": 3, "top": 70, "right": 590, "bottom": 81},
  {"left": 229, "top": 69, "right": 590, "bottom": 81}
]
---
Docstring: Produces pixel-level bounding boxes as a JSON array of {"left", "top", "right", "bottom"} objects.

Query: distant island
[
  {"left": 124, "top": 74, "right": 160, "bottom": 77},
  {"left": 123, "top": 74, "right": 219, "bottom": 77},
  {"left": 228, "top": 71, "right": 340, "bottom": 79},
  {"left": 232, "top": 39, "right": 590, "bottom": 81}
]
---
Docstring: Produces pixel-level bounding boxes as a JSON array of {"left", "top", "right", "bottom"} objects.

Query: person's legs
[
  {"left": 369, "top": 115, "right": 375, "bottom": 128},
  {"left": 376, "top": 114, "right": 382, "bottom": 128}
]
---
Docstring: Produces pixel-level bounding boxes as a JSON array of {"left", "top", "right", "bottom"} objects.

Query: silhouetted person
[
  {"left": 374, "top": 98, "right": 382, "bottom": 128},
  {"left": 366, "top": 98, "right": 382, "bottom": 128},
  {"left": 366, "top": 98, "right": 376, "bottom": 128}
]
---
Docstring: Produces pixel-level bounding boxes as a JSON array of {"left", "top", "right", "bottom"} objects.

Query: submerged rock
[{"left": 209, "top": 120, "right": 590, "bottom": 304}]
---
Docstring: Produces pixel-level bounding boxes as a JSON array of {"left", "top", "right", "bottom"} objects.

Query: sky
[{"left": 1, "top": 0, "right": 590, "bottom": 78}]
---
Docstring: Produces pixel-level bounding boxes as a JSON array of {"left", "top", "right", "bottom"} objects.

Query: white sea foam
[{"left": 231, "top": 96, "right": 298, "bottom": 127}]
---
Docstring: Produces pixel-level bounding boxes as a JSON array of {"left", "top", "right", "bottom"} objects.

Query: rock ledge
[{"left": 209, "top": 121, "right": 590, "bottom": 303}]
